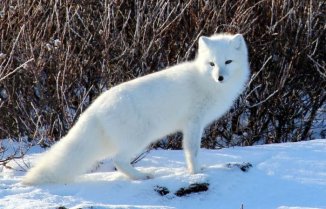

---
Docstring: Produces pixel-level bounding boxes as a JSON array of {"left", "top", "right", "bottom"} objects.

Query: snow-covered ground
[{"left": 1, "top": 139, "right": 325, "bottom": 209}]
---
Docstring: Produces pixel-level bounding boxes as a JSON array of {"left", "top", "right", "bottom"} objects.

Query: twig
[
  {"left": 247, "top": 89, "right": 279, "bottom": 108},
  {"left": 157, "top": 0, "right": 193, "bottom": 36},
  {"left": 72, "top": 85, "right": 94, "bottom": 123},
  {"left": 0, "top": 58, "right": 34, "bottom": 82},
  {"left": 308, "top": 55, "right": 326, "bottom": 79},
  {"left": 0, "top": 24, "right": 25, "bottom": 78},
  {"left": 247, "top": 55, "right": 272, "bottom": 88},
  {"left": 131, "top": 149, "right": 151, "bottom": 165}
]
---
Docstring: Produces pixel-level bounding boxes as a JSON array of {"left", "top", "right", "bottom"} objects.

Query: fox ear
[
  {"left": 231, "top": 34, "right": 244, "bottom": 50},
  {"left": 198, "top": 36, "right": 210, "bottom": 48}
]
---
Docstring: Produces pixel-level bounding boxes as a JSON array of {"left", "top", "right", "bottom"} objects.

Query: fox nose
[{"left": 218, "top": 76, "right": 224, "bottom": 82}]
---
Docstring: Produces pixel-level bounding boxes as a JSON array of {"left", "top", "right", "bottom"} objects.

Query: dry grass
[{"left": 0, "top": 0, "right": 325, "bottom": 154}]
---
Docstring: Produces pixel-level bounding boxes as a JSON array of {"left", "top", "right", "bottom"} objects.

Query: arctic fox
[{"left": 23, "top": 33, "right": 250, "bottom": 184}]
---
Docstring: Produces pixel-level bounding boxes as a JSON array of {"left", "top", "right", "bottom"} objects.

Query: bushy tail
[{"left": 22, "top": 114, "right": 109, "bottom": 185}]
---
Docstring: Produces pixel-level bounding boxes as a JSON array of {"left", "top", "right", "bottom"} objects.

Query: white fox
[{"left": 23, "top": 33, "right": 250, "bottom": 184}]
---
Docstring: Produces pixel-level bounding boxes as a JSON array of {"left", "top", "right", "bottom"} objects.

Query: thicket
[{"left": 0, "top": 0, "right": 325, "bottom": 160}]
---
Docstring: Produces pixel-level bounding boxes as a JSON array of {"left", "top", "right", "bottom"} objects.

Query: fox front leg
[{"left": 182, "top": 122, "right": 203, "bottom": 174}]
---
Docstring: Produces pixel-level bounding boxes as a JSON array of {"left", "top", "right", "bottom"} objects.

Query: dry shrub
[{"left": 0, "top": 0, "right": 325, "bottom": 154}]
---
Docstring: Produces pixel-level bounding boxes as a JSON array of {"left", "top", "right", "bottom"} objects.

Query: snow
[{"left": 1, "top": 139, "right": 326, "bottom": 209}]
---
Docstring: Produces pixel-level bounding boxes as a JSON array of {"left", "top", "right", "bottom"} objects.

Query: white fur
[{"left": 22, "top": 33, "right": 250, "bottom": 184}]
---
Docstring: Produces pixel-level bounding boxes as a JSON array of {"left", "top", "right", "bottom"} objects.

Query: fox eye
[
  {"left": 209, "top": 62, "right": 215, "bottom": 67},
  {"left": 225, "top": 60, "right": 233, "bottom": 65}
]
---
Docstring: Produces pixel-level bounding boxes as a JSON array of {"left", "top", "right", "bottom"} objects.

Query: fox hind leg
[{"left": 113, "top": 153, "right": 153, "bottom": 180}]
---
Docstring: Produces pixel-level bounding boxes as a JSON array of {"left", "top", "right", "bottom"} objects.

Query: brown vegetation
[{"left": 0, "top": 0, "right": 325, "bottom": 157}]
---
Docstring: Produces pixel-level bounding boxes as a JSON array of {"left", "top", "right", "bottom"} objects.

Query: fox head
[{"left": 196, "top": 33, "right": 249, "bottom": 84}]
